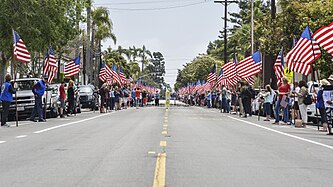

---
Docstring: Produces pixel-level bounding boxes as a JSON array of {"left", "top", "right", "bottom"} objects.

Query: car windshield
[
  {"left": 79, "top": 86, "right": 92, "bottom": 93},
  {"left": 16, "top": 80, "right": 37, "bottom": 91}
]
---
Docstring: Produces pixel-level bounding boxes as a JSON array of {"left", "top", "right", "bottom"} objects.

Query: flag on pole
[
  {"left": 216, "top": 68, "right": 227, "bottom": 87},
  {"left": 111, "top": 64, "right": 122, "bottom": 85},
  {"left": 222, "top": 61, "right": 239, "bottom": 86},
  {"left": 286, "top": 26, "right": 321, "bottom": 75},
  {"left": 207, "top": 64, "right": 217, "bottom": 83},
  {"left": 43, "top": 46, "right": 58, "bottom": 83},
  {"left": 64, "top": 54, "right": 81, "bottom": 77},
  {"left": 313, "top": 21, "right": 333, "bottom": 56},
  {"left": 12, "top": 29, "right": 30, "bottom": 63},
  {"left": 236, "top": 51, "right": 262, "bottom": 78},
  {"left": 99, "top": 62, "right": 106, "bottom": 82},
  {"left": 274, "top": 48, "right": 285, "bottom": 86},
  {"left": 192, "top": 80, "right": 201, "bottom": 93},
  {"left": 119, "top": 67, "right": 127, "bottom": 85},
  {"left": 127, "top": 76, "right": 133, "bottom": 85}
]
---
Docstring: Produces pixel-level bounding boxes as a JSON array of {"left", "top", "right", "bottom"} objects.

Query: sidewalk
[{"left": 197, "top": 106, "right": 333, "bottom": 148}]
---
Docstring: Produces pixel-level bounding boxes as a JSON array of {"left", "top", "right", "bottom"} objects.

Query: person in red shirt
[
  {"left": 135, "top": 88, "right": 141, "bottom": 109},
  {"left": 59, "top": 81, "right": 66, "bottom": 118},
  {"left": 273, "top": 77, "right": 291, "bottom": 125}
]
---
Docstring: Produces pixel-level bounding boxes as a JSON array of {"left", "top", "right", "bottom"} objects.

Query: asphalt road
[{"left": 0, "top": 105, "right": 333, "bottom": 187}]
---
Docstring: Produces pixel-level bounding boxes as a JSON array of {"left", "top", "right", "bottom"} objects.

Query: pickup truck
[{"left": 0, "top": 78, "right": 58, "bottom": 119}]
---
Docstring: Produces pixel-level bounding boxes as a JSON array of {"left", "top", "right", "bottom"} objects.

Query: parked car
[
  {"left": 78, "top": 85, "right": 98, "bottom": 110},
  {"left": 307, "top": 81, "right": 320, "bottom": 123},
  {"left": 0, "top": 78, "right": 58, "bottom": 119}
]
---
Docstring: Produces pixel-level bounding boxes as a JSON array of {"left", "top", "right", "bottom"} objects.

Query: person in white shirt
[{"left": 291, "top": 82, "right": 301, "bottom": 124}]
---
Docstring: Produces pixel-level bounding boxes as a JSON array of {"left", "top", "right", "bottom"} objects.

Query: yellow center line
[
  {"left": 160, "top": 141, "right": 167, "bottom": 147},
  {"left": 161, "top": 131, "right": 167, "bottom": 135},
  {"left": 153, "top": 153, "right": 167, "bottom": 187}
]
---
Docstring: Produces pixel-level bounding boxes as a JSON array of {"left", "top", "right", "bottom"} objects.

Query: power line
[
  {"left": 98, "top": 0, "right": 213, "bottom": 11},
  {"left": 94, "top": 0, "right": 200, "bottom": 5}
]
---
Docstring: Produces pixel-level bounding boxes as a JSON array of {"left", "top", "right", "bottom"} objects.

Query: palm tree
[
  {"left": 90, "top": 7, "right": 116, "bottom": 84},
  {"left": 138, "top": 45, "right": 152, "bottom": 72}
]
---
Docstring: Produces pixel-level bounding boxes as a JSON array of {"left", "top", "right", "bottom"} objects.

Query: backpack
[{"left": 303, "top": 94, "right": 312, "bottom": 105}]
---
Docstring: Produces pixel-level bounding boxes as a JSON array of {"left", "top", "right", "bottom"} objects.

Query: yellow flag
[{"left": 284, "top": 67, "right": 293, "bottom": 83}]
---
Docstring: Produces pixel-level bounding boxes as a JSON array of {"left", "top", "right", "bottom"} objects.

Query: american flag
[
  {"left": 236, "top": 51, "right": 262, "bottom": 78},
  {"left": 286, "top": 26, "right": 321, "bottom": 75},
  {"left": 127, "top": 76, "right": 133, "bottom": 85},
  {"left": 313, "top": 21, "right": 333, "bottom": 56},
  {"left": 119, "top": 67, "right": 127, "bottom": 85},
  {"left": 192, "top": 80, "right": 201, "bottom": 93},
  {"left": 202, "top": 80, "right": 212, "bottom": 92},
  {"left": 99, "top": 62, "right": 106, "bottom": 82},
  {"left": 222, "top": 61, "right": 239, "bottom": 87},
  {"left": 111, "top": 64, "right": 122, "bottom": 86},
  {"left": 12, "top": 29, "right": 30, "bottom": 63},
  {"left": 217, "top": 68, "right": 227, "bottom": 87},
  {"left": 64, "top": 54, "right": 80, "bottom": 77},
  {"left": 106, "top": 77, "right": 113, "bottom": 85},
  {"left": 274, "top": 48, "right": 285, "bottom": 86},
  {"left": 43, "top": 46, "right": 58, "bottom": 83},
  {"left": 207, "top": 64, "right": 217, "bottom": 83},
  {"left": 243, "top": 76, "right": 255, "bottom": 86}
]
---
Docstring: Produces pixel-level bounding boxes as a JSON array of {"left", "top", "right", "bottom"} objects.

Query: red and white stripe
[
  {"left": 274, "top": 53, "right": 284, "bottom": 87},
  {"left": 286, "top": 38, "right": 321, "bottom": 75},
  {"left": 313, "top": 21, "right": 333, "bottom": 56},
  {"left": 12, "top": 30, "right": 30, "bottom": 63},
  {"left": 64, "top": 60, "right": 80, "bottom": 77},
  {"left": 236, "top": 56, "right": 261, "bottom": 78}
]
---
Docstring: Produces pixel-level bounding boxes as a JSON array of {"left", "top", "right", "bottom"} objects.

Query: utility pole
[
  {"left": 214, "top": 0, "right": 237, "bottom": 64},
  {"left": 85, "top": 0, "right": 91, "bottom": 84},
  {"left": 251, "top": 0, "right": 254, "bottom": 54}
]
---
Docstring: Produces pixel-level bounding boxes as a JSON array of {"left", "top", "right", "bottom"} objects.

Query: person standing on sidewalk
[
  {"left": 0, "top": 74, "right": 16, "bottom": 127},
  {"left": 154, "top": 90, "right": 160, "bottom": 106},
  {"left": 317, "top": 79, "right": 329, "bottom": 132},
  {"left": 110, "top": 86, "right": 115, "bottom": 110},
  {"left": 323, "top": 75, "right": 333, "bottom": 135},
  {"left": 29, "top": 75, "right": 48, "bottom": 122},
  {"left": 296, "top": 80, "right": 308, "bottom": 127},
  {"left": 58, "top": 81, "right": 66, "bottom": 118},
  {"left": 260, "top": 85, "right": 272, "bottom": 121},
  {"left": 67, "top": 80, "right": 75, "bottom": 115},
  {"left": 273, "top": 77, "right": 291, "bottom": 125},
  {"left": 135, "top": 88, "right": 141, "bottom": 109}
]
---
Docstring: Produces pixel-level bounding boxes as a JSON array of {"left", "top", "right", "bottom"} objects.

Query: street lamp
[{"left": 214, "top": 0, "right": 238, "bottom": 64}]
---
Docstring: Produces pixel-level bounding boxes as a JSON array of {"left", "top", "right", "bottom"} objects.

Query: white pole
[{"left": 251, "top": 0, "right": 254, "bottom": 54}]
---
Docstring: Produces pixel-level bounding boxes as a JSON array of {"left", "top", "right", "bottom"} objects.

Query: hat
[
  {"left": 328, "top": 75, "right": 333, "bottom": 81},
  {"left": 320, "top": 79, "right": 330, "bottom": 86}
]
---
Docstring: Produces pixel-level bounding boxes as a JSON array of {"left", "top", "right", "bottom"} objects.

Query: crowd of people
[
  {"left": 0, "top": 74, "right": 161, "bottom": 127},
  {"left": 97, "top": 84, "right": 160, "bottom": 113},
  {"left": 180, "top": 75, "right": 333, "bottom": 136}
]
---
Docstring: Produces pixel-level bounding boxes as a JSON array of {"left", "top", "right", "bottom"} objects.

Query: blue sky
[{"left": 93, "top": 0, "right": 239, "bottom": 88}]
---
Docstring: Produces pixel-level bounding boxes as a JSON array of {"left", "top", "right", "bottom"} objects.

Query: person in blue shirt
[
  {"left": 317, "top": 79, "right": 329, "bottom": 132},
  {"left": 29, "top": 75, "right": 47, "bottom": 122},
  {"left": 131, "top": 88, "right": 136, "bottom": 107},
  {"left": 0, "top": 74, "right": 16, "bottom": 127}
]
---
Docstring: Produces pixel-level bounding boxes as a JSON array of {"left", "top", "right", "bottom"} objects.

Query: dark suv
[{"left": 79, "top": 85, "right": 98, "bottom": 110}]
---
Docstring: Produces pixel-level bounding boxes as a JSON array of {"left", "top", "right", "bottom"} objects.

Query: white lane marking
[
  {"left": 228, "top": 116, "right": 333, "bottom": 151},
  {"left": 34, "top": 113, "right": 110, "bottom": 134},
  {"left": 0, "top": 141, "right": 6, "bottom": 144},
  {"left": 16, "top": 135, "right": 27, "bottom": 139}
]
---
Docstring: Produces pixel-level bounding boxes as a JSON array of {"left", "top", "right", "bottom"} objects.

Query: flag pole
[
  {"left": 308, "top": 26, "right": 320, "bottom": 130},
  {"left": 11, "top": 29, "right": 19, "bottom": 127}
]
